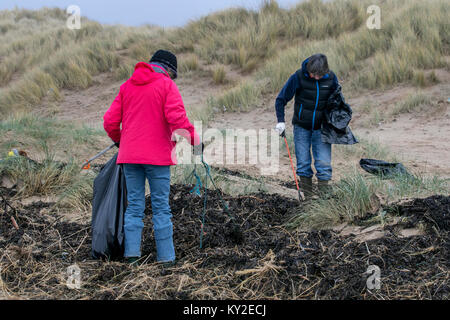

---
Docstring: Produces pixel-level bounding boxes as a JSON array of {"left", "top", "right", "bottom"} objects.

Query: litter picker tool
[
  {"left": 82, "top": 143, "right": 116, "bottom": 170},
  {"left": 281, "top": 130, "right": 305, "bottom": 202}
]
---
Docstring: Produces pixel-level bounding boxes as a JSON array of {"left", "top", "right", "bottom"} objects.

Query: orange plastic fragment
[{"left": 83, "top": 161, "right": 91, "bottom": 170}]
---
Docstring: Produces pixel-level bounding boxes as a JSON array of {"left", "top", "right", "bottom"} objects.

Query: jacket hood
[
  {"left": 301, "top": 57, "right": 330, "bottom": 80},
  {"left": 130, "top": 62, "right": 169, "bottom": 85}
]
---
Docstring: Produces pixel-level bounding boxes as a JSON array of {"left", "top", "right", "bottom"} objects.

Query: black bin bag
[
  {"left": 91, "top": 153, "right": 127, "bottom": 260},
  {"left": 359, "top": 158, "right": 412, "bottom": 179}
]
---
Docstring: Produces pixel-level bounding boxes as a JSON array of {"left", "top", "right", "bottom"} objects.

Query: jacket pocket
[{"left": 298, "top": 104, "right": 303, "bottom": 121}]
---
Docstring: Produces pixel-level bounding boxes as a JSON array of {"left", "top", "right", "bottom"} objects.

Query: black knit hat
[{"left": 150, "top": 50, "right": 178, "bottom": 79}]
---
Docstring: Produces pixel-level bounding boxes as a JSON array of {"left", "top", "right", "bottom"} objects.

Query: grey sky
[{"left": 0, "top": 0, "right": 302, "bottom": 27}]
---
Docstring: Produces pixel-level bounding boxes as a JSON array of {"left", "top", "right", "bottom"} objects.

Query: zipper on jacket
[
  {"left": 312, "top": 80, "right": 319, "bottom": 130},
  {"left": 298, "top": 104, "right": 303, "bottom": 121}
]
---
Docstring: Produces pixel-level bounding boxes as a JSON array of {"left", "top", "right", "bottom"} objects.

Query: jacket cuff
[{"left": 191, "top": 131, "right": 201, "bottom": 146}]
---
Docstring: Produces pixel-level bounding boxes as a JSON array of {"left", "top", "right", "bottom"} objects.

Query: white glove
[{"left": 275, "top": 122, "right": 286, "bottom": 136}]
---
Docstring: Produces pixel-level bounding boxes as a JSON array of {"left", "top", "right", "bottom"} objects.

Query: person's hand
[
  {"left": 275, "top": 122, "right": 286, "bottom": 137},
  {"left": 193, "top": 142, "right": 204, "bottom": 156}
]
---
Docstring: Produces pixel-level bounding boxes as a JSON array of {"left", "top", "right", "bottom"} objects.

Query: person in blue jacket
[{"left": 274, "top": 54, "right": 339, "bottom": 199}]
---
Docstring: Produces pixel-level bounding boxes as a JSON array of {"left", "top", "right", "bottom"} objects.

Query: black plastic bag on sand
[
  {"left": 91, "top": 153, "right": 127, "bottom": 260},
  {"left": 360, "top": 158, "right": 413, "bottom": 179}
]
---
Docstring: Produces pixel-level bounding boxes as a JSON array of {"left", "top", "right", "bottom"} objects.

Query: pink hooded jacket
[{"left": 103, "top": 62, "right": 200, "bottom": 165}]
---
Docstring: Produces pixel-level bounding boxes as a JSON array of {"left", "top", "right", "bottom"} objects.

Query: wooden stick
[{"left": 10, "top": 216, "right": 19, "bottom": 230}]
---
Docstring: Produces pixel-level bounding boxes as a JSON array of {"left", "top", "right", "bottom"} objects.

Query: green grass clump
[
  {"left": 391, "top": 93, "right": 432, "bottom": 116},
  {"left": 208, "top": 82, "right": 261, "bottom": 112},
  {"left": 114, "top": 60, "right": 135, "bottom": 80},
  {"left": 0, "top": 112, "right": 104, "bottom": 150},
  {"left": 0, "top": 156, "right": 75, "bottom": 195},
  {"left": 179, "top": 54, "right": 200, "bottom": 73},
  {"left": 0, "top": 112, "right": 107, "bottom": 210},
  {"left": 287, "top": 169, "right": 449, "bottom": 230},
  {"left": 212, "top": 66, "right": 227, "bottom": 85},
  {"left": 0, "top": 155, "right": 95, "bottom": 211},
  {"left": 413, "top": 70, "right": 439, "bottom": 87}
]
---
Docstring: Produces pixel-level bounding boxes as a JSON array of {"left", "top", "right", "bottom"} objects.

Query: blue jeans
[
  {"left": 293, "top": 125, "right": 332, "bottom": 181},
  {"left": 123, "top": 164, "right": 174, "bottom": 262}
]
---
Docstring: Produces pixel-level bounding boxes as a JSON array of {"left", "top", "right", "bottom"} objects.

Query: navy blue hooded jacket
[{"left": 275, "top": 57, "right": 339, "bottom": 130}]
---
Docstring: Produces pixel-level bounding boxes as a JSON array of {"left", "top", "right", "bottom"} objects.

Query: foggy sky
[{"left": 0, "top": 0, "right": 302, "bottom": 27}]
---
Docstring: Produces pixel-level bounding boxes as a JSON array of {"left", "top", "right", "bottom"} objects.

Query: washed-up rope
[{"left": 188, "top": 155, "right": 235, "bottom": 249}]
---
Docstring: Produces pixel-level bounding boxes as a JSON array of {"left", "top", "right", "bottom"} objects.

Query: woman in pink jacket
[{"left": 103, "top": 50, "right": 201, "bottom": 265}]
